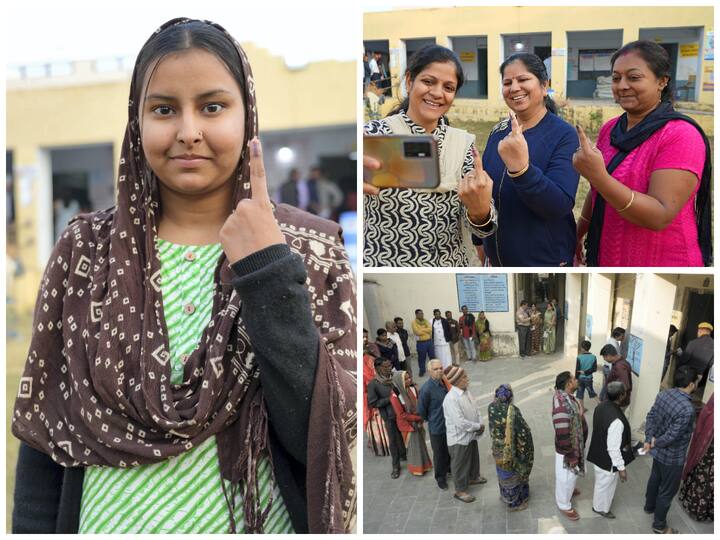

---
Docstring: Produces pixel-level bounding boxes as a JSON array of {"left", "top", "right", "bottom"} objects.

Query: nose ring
[{"left": 197, "top": 130, "right": 203, "bottom": 138}]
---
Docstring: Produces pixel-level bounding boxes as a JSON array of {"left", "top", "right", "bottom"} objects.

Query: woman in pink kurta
[
  {"left": 592, "top": 118, "right": 705, "bottom": 266},
  {"left": 574, "top": 40, "right": 712, "bottom": 267}
]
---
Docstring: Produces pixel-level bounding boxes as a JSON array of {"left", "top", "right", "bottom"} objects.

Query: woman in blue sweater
[{"left": 476, "top": 53, "right": 579, "bottom": 266}]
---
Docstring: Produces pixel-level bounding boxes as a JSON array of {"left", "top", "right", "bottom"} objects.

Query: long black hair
[
  {"left": 500, "top": 52, "right": 557, "bottom": 114},
  {"left": 388, "top": 45, "right": 465, "bottom": 117},
  {"left": 611, "top": 40, "right": 673, "bottom": 103}
]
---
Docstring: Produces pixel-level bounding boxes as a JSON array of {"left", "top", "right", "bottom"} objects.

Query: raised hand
[
  {"left": 458, "top": 146, "right": 493, "bottom": 223},
  {"left": 220, "top": 137, "right": 286, "bottom": 265},
  {"left": 497, "top": 113, "right": 529, "bottom": 173},
  {"left": 572, "top": 125, "right": 606, "bottom": 182}
]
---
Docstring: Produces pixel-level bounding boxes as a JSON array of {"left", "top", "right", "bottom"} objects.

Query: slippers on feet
[{"left": 454, "top": 493, "right": 476, "bottom": 503}]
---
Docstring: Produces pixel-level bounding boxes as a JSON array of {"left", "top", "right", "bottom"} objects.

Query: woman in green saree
[
  {"left": 488, "top": 384, "right": 534, "bottom": 511},
  {"left": 543, "top": 303, "right": 557, "bottom": 354}
]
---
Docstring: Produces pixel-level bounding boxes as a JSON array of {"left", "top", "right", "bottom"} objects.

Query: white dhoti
[
  {"left": 435, "top": 344, "right": 452, "bottom": 369},
  {"left": 555, "top": 452, "right": 579, "bottom": 511},
  {"left": 592, "top": 464, "right": 619, "bottom": 513}
]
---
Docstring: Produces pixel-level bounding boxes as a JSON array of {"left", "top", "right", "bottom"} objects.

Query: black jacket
[
  {"left": 431, "top": 317, "right": 451, "bottom": 344},
  {"left": 678, "top": 334, "right": 714, "bottom": 376},
  {"left": 587, "top": 400, "right": 635, "bottom": 473},
  {"left": 367, "top": 379, "right": 395, "bottom": 421},
  {"left": 397, "top": 328, "right": 411, "bottom": 357},
  {"left": 13, "top": 245, "right": 317, "bottom": 534}
]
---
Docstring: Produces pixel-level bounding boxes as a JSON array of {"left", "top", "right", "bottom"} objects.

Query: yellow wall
[
  {"left": 6, "top": 45, "right": 354, "bottom": 308},
  {"left": 364, "top": 6, "right": 714, "bottom": 105}
]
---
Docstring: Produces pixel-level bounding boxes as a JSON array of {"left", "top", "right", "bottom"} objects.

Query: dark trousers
[
  {"left": 430, "top": 432, "right": 451, "bottom": 483},
  {"left": 517, "top": 326, "right": 531, "bottom": 356},
  {"left": 599, "top": 364, "right": 611, "bottom": 401},
  {"left": 416, "top": 340, "right": 434, "bottom": 376},
  {"left": 644, "top": 458, "right": 684, "bottom": 530},
  {"left": 576, "top": 378, "right": 597, "bottom": 400},
  {"left": 448, "top": 439, "right": 480, "bottom": 492},
  {"left": 383, "top": 416, "right": 406, "bottom": 472}
]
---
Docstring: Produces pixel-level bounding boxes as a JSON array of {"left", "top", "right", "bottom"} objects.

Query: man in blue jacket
[{"left": 418, "top": 359, "right": 450, "bottom": 490}]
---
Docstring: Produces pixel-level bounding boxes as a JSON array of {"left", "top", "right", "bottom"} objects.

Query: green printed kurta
[{"left": 78, "top": 239, "right": 293, "bottom": 533}]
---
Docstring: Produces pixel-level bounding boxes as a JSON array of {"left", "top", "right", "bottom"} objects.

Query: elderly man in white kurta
[{"left": 442, "top": 365, "right": 487, "bottom": 503}]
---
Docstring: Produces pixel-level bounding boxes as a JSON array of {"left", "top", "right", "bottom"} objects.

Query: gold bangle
[
  {"left": 617, "top": 190, "right": 635, "bottom": 213},
  {"left": 465, "top": 207, "right": 493, "bottom": 228},
  {"left": 579, "top": 215, "right": 591, "bottom": 224},
  {"left": 507, "top": 163, "right": 529, "bottom": 178}
]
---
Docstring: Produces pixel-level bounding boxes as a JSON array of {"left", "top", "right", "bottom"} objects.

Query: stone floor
[{"left": 362, "top": 351, "right": 714, "bottom": 534}]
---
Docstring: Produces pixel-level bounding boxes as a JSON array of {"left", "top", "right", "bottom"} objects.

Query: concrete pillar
[
  {"left": 585, "top": 273, "right": 613, "bottom": 350},
  {"left": 388, "top": 38, "right": 405, "bottom": 101},
  {"left": 626, "top": 274, "right": 677, "bottom": 429},
  {"left": 487, "top": 32, "right": 502, "bottom": 103},
  {"left": 563, "top": 273, "right": 583, "bottom": 359},
  {"left": 436, "top": 35, "right": 451, "bottom": 48},
  {"left": 550, "top": 31, "right": 568, "bottom": 99},
  {"left": 623, "top": 27, "right": 640, "bottom": 43}
]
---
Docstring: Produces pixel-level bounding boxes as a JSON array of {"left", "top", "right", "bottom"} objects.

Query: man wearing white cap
[{"left": 442, "top": 365, "right": 487, "bottom": 503}]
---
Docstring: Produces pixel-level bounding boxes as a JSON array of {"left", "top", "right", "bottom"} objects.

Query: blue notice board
[
  {"left": 456, "top": 274, "right": 509, "bottom": 313},
  {"left": 627, "top": 334, "right": 644, "bottom": 375},
  {"left": 585, "top": 314, "right": 593, "bottom": 339}
]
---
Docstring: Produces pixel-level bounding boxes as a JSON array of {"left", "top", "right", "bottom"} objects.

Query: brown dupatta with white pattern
[{"left": 11, "top": 18, "right": 356, "bottom": 533}]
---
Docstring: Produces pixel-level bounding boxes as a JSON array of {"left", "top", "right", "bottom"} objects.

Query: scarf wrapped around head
[
  {"left": 11, "top": 17, "right": 356, "bottom": 534},
  {"left": 391, "top": 370, "right": 417, "bottom": 414},
  {"left": 488, "top": 385, "right": 534, "bottom": 481}
]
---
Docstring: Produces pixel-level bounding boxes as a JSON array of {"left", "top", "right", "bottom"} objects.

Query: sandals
[
  {"left": 509, "top": 501, "right": 529, "bottom": 512},
  {"left": 653, "top": 527, "right": 679, "bottom": 534},
  {"left": 469, "top": 476, "right": 488, "bottom": 485},
  {"left": 454, "top": 493, "right": 476, "bottom": 503},
  {"left": 592, "top": 508, "right": 616, "bottom": 519},
  {"left": 559, "top": 508, "right": 580, "bottom": 521}
]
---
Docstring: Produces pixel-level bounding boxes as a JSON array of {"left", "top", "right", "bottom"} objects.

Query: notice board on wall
[{"left": 456, "top": 274, "right": 509, "bottom": 313}]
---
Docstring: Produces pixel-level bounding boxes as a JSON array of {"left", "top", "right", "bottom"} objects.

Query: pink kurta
[{"left": 593, "top": 117, "right": 705, "bottom": 266}]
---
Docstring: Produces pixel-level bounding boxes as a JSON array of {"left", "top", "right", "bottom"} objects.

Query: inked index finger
[
  {"left": 510, "top": 113, "right": 523, "bottom": 135},
  {"left": 248, "top": 137, "right": 270, "bottom": 202},
  {"left": 576, "top": 125, "right": 592, "bottom": 151},
  {"left": 472, "top": 145, "right": 484, "bottom": 174}
]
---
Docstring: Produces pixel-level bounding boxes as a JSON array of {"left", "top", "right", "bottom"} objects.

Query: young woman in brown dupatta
[{"left": 11, "top": 18, "right": 356, "bottom": 534}]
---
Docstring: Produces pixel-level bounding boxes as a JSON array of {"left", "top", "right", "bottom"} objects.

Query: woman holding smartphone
[
  {"left": 11, "top": 18, "right": 356, "bottom": 534},
  {"left": 363, "top": 45, "right": 496, "bottom": 267}
]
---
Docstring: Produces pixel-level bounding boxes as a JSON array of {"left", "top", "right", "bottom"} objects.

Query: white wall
[
  {"left": 564, "top": 273, "right": 583, "bottom": 358},
  {"left": 585, "top": 273, "right": 614, "bottom": 352},
  {"left": 363, "top": 272, "right": 517, "bottom": 334},
  {"left": 626, "top": 274, "right": 677, "bottom": 428}
]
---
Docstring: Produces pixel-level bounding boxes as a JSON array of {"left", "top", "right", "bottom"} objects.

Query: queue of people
[
  {"left": 364, "top": 327, "right": 713, "bottom": 532},
  {"left": 363, "top": 40, "right": 712, "bottom": 268}
]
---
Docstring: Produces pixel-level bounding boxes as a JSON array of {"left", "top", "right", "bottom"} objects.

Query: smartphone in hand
[{"left": 363, "top": 135, "right": 440, "bottom": 189}]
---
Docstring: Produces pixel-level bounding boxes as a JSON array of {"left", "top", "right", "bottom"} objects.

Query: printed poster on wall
[
  {"left": 456, "top": 274, "right": 509, "bottom": 313},
  {"left": 627, "top": 334, "right": 644, "bottom": 375},
  {"left": 704, "top": 31, "right": 714, "bottom": 60}
]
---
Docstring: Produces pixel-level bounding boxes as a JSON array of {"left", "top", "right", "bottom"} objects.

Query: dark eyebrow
[
  {"left": 145, "top": 89, "right": 234, "bottom": 101},
  {"left": 613, "top": 68, "right": 644, "bottom": 75}
]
